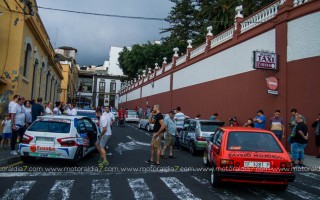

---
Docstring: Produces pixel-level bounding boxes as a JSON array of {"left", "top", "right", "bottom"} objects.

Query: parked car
[
  {"left": 138, "top": 118, "right": 154, "bottom": 132},
  {"left": 77, "top": 109, "right": 98, "bottom": 124},
  {"left": 179, "top": 119, "right": 225, "bottom": 155},
  {"left": 19, "top": 115, "right": 100, "bottom": 166},
  {"left": 125, "top": 110, "right": 139, "bottom": 123},
  {"left": 203, "top": 127, "right": 295, "bottom": 190},
  {"left": 111, "top": 109, "right": 118, "bottom": 119}
]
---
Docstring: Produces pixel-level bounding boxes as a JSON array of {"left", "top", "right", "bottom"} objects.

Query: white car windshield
[{"left": 28, "top": 120, "right": 71, "bottom": 133}]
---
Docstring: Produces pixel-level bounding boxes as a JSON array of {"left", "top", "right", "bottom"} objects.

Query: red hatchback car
[{"left": 203, "top": 127, "right": 295, "bottom": 191}]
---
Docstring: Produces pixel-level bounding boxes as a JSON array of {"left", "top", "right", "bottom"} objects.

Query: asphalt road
[{"left": 0, "top": 123, "right": 320, "bottom": 200}]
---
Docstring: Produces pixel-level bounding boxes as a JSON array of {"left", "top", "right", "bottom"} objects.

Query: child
[
  {"left": 244, "top": 118, "right": 254, "bottom": 128},
  {"left": 1, "top": 114, "right": 12, "bottom": 149}
]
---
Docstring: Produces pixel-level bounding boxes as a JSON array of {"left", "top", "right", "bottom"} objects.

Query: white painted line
[
  {"left": 247, "top": 188, "right": 283, "bottom": 200},
  {"left": 300, "top": 172, "right": 320, "bottom": 180},
  {"left": 128, "top": 178, "right": 154, "bottom": 200},
  {"left": 91, "top": 179, "right": 112, "bottom": 200},
  {"left": 287, "top": 185, "right": 319, "bottom": 200},
  {"left": 191, "top": 176, "right": 209, "bottom": 185},
  {"left": 160, "top": 177, "right": 200, "bottom": 200},
  {"left": 1, "top": 180, "right": 36, "bottom": 200},
  {"left": 48, "top": 180, "right": 74, "bottom": 200}
]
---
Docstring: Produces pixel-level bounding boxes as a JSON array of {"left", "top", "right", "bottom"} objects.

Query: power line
[{"left": 36, "top": 6, "right": 166, "bottom": 21}]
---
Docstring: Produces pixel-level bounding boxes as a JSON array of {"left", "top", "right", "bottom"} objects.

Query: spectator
[
  {"left": 24, "top": 100, "right": 32, "bottom": 126},
  {"left": 117, "top": 107, "right": 125, "bottom": 126},
  {"left": 31, "top": 98, "right": 44, "bottom": 122},
  {"left": 229, "top": 117, "right": 240, "bottom": 126},
  {"left": 45, "top": 102, "right": 53, "bottom": 115},
  {"left": 60, "top": 102, "right": 65, "bottom": 114},
  {"left": 95, "top": 109, "right": 110, "bottom": 167},
  {"left": 10, "top": 97, "right": 27, "bottom": 155},
  {"left": 270, "top": 110, "right": 285, "bottom": 140},
  {"left": 312, "top": 113, "right": 320, "bottom": 158},
  {"left": 244, "top": 118, "right": 254, "bottom": 127},
  {"left": 210, "top": 113, "right": 219, "bottom": 120},
  {"left": 174, "top": 106, "right": 185, "bottom": 150},
  {"left": 161, "top": 111, "right": 177, "bottom": 159},
  {"left": 103, "top": 106, "right": 115, "bottom": 126},
  {"left": 291, "top": 115, "right": 308, "bottom": 167},
  {"left": 1, "top": 114, "right": 12, "bottom": 149},
  {"left": 67, "top": 103, "right": 77, "bottom": 116},
  {"left": 53, "top": 101, "right": 62, "bottom": 115},
  {"left": 146, "top": 104, "right": 165, "bottom": 166},
  {"left": 8, "top": 94, "right": 19, "bottom": 118},
  {"left": 253, "top": 110, "right": 266, "bottom": 129},
  {"left": 195, "top": 114, "right": 201, "bottom": 120}
]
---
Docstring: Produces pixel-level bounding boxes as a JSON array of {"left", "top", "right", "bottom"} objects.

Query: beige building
[
  {"left": 55, "top": 47, "right": 79, "bottom": 104},
  {"left": 0, "top": 0, "right": 63, "bottom": 117}
]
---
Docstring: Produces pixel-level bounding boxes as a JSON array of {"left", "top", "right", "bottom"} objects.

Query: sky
[{"left": 37, "top": 0, "right": 174, "bottom": 66}]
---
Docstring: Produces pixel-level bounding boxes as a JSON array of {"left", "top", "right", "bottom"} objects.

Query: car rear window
[
  {"left": 227, "top": 131, "right": 283, "bottom": 153},
  {"left": 200, "top": 122, "right": 222, "bottom": 132},
  {"left": 77, "top": 111, "right": 96, "bottom": 119},
  {"left": 28, "top": 120, "right": 71, "bottom": 133},
  {"left": 128, "top": 111, "right": 137, "bottom": 115}
]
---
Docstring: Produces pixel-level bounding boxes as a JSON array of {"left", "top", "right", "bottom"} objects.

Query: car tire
[
  {"left": 146, "top": 124, "right": 151, "bottom": 132},
  {"left": 210, "top": 165, "right": 221, "bottom": 187},
  {"left": 21, "top": 156, "right": 36, "bottom": 164},
  {"left": 203, "top": 151, "right": 209, "bottom": 166},
  {"left": 71, "top": 146, "right": 83, "bottom": 167},
  {"left": 189, "top": 141, "right": 196, "bottom": 156}
]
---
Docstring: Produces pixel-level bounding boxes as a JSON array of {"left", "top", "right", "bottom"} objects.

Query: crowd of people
[{"left": 0, "top": 94, "right": 80, "bottom": 155}]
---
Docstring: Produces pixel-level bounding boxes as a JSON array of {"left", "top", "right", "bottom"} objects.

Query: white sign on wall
[{"left": 253, "top": 51, "right": 278, "bottom": 71}]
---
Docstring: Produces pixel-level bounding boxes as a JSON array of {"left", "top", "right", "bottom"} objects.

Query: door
[
  {"left": 210, "top": 129, "right": 224, "bottom": 164},
  {"left": 180, "top": 120, "right": 190, "bottom": 145},
  {"left": 186, "top": 121, "right": 197, "bottom": 145},
  {"left": 83, "top": 118, "right": 98, "bottom": 147}
]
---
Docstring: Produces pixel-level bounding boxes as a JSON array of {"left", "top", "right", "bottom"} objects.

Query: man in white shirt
[
  {"left": 10, "top": 97, "right": 27, "bottom": 155},
  {"left": 95, "top": 110, "right": 111, "bottom": 167},
  {"left": 8, "top": 94, "right": 19, "bottom": 118},
  {"left": 104, "top": 106, "right": 115, "bottom": 126},
  {"left": 67, "top": 103, "right": 77, "bottom": 116},
  {"left": 174, "top": 106, "right": 185, "bottom": 150}
]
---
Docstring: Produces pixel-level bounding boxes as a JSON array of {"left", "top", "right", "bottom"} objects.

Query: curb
[{"left": 0, "top": 156, "right": 21, "bottom": 167}]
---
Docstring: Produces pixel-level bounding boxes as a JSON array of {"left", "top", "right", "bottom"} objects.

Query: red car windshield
[{"left": 227, "top": 131, "right": 283, "bottom": 153}]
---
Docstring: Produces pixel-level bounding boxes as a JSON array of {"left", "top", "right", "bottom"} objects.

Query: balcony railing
[
  {"left": 211, "top": 27, "right": 234, "bottom": 49},
  {"left": 190, "top": 43, "right": 206, "bottom": 59},
  {"left": 176, "top": 54, "right": 187, "bottom": 66}
]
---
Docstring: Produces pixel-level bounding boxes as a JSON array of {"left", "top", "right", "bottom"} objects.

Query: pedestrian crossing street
[{"left": 1, "top": 172, "right": 320, "bottom": 200}]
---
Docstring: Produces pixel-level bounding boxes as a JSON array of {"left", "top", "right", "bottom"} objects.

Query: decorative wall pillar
[
  {"left": 206, "top": 26, "right": 214, "bottom": 52},
  {"left": 172, "top": 48, "right": 179, "bottom": 67},
  {"left": 186, "top": 40, "right": 193, "bottom": 61},
  {"left": 233, "top": 5, "right": 244, "bottom": 40}
]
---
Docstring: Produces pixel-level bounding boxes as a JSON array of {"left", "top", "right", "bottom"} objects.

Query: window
[
  {"left": 200, "top": 121, "right": 224, "bottom": 132},
  {"left": 183, "top": 120, "right": 190, "bottom": 131},
  {"left": 213, "top": 129, "right": 223, "bottom": 148},
  {"left": 28, "top": 121, "right": 70, "bottom": 133},
  {"left": 23, "top": 44, "right": 32, "bottom": 77},
  {"left": 77, "top": 119, "right": 86, "bottom": 133},
  {"left": 99, "top": 82, "right": 105, "bottom": 92},
  {"left": 110, "top": 82, "right": 116, "bottom": 93},
  {"left": 188, "top": 121, "right": 196, "bottom": 131}
]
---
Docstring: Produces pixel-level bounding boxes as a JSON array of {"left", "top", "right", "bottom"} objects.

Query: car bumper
[
  {"left": 195, "top": 141, "right": 207, "bottom": 150},
  {"left": 217, "top": 171, "right": 295, "bottom": 183},
  {"left": 19, "top": 144, "right": 77, "bottom": 159},
  {"left": 125, "top": 118, "right": 140, "bottom": 122}
]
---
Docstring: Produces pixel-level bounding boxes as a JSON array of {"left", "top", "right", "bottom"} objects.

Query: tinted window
[
  {"left": 77, "top": 111, "right": 96, "bottom": 119},
  {"left": 128, "top": 111, "right": 137, "bottom": 115},
  {"left": 183, "top": 120, "right": 190, "bottom": 130},
  {"left": 29, "top": 121, "right": 70, "bottom": 133},
  {"left": 83, "top": 118, "right": 94, "bottom": 132},
  {"left": 200, "top": 122, "right": 222, "bottom": 132},
  {"left": 189, "top": 121, "right": 196, "bottom": 131},
  {"left": 227, "top": 131, "right": 283, "bottom": 152},
  {"left": 77, "top": 119, "right": 86, "bottom": 133},
  {"left": 213, "top": 129, "right": 223, "bottom": 148}
]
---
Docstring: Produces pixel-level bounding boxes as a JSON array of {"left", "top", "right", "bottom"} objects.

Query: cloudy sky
[{"left": 37, "top": 0, "right": 174, "bottom": 66}]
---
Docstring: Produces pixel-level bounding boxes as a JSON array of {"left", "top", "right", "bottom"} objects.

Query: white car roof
[
  {"left": 37, "top": 115, "right": 84, "bottom": 120},
  {"left": 77, "top": 110, "right": 96, "bottom": 113}
]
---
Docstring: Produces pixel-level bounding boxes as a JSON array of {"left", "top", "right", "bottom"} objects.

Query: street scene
[
  {"left": 1, "top": 0, "right": 320, "bottom": 200},
  {"left": 1, "top": 124, "right": 320, "bottom": 199}
]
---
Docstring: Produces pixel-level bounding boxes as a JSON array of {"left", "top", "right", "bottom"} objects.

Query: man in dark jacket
[
  {"left": 31, "top": 98, "right": 44, "bottom": 122},
  {"left": 312, "top": 113, "right": 320, "bottom": 158},
  {"left": 291, "top": 115, "right": 308, "bottom": 167}
]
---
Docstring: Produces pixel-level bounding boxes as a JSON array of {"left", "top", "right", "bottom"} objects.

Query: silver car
[{"left": 138, "top": 118, "right": 154, "bottom": 132}]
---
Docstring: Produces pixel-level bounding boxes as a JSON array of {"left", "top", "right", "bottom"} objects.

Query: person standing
[
  {"left": 312, "top": 113, "right": 320, "bottom": 158},
  {"left": 10, "top": 97, "right": 27, "bottom": 155},
  {"left": 45, "top": 102, "right": 53, "bottom": 115},
  {"left": 210, "top": 113, "right": 219, "bottom": 121},
  {"left": 31, "top": 98, "right": 44, "bottom": 122},
  {"left": 1, "top": 114, "right": 12, "bottom": 149},
  {"left": 104, "top": 106, "right": 115, "bottom": 126},
  {"left": 67, "top": 103, "right": 77, "bottom": 116},
  {"left": 291, "top": 115, "right": 308, "bottom": 167},
  {"left": 95, "top": 110, "right": 110, "bottom": 167},
  {"left": 270, "top": 110, "right": 285, "bottom": 140},
  {"left": 244, "top": 118, "right": 254, "bottom": 127},
  {"left": 146, "top": 104, "right": 165, "bottom": 166},
  {"left": 117, "top": 107, "right": 125, "bottom": 126},
  {"left": 53, "top": 102, "right": 62, "bottom": 115},
  {"left": 253, "top": 110, "right": 266, "bottom": 129},
  {"left": 174, "top": 106, "right": 185, "bottom": 150},
  {"left": 24, "top": 100, "right": 32, "bottom": 126},
  {"left": 8, "top": 95, "right": 19, "bottom": 118},
  {"left": 161, "top": 111, "right": 177, "bottom": 159}
]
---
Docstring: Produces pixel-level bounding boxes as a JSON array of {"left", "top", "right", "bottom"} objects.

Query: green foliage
[{"left": 118, "top": 0, "right": 276, "bottom": 79}]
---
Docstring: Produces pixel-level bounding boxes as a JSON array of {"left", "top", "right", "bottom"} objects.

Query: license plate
[
  {"left": 36, "top": 137, "right": 55, "bottom": 142},
  {"left": 244, "top": 161, "right": 270, "bottom": 168}
]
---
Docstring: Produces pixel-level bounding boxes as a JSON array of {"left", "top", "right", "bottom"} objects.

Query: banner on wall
[{"left": 253, "top": 51, "right": 278, "bottom": 71}]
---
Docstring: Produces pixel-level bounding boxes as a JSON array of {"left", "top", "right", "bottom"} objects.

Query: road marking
[
  {"left": 160, "top": 177, "right": 200, "bottom": 200},
  {"left": 128, "top": 178, "right": 154, "bottom": 200},
  {"left": 300, "top": 172, "right": 320, "bottom": 180},
  {"left": 295, "top": 179, "right": 320, "bottom": 190},
  {"left": 191, "top": 176, "right": 209, "bottom": 185},
  {"left": 115, "top": 136, "right": 150, "bottom": 155},
  {"left": 1, "top": 180, "right": 36, "bottom": 200},
  {"left": 209, "top": 186, "right": 244, "bottom": 200},
  {"left": 287, "top": 185, "right": 319, "bottom": 200},
  {"left": 48, "top": 180, "right": 74, "bottom": 200},
  {"left": 2, "top": 161, "right": 23, "bottom": 168},
  {"left": 91, "top": 179, "right": 112, "bottom": 200},
  {"left": 247, "top": 188, "right": 283, "bottom": 200}
]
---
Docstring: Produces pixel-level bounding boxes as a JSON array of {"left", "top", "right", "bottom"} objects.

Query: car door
[
  {"left": 210, "top": 129, "right": 224, "bottom": 165},
  {"left": 180, "top": 120, "right": 190, "bottom": 146},
  {"left": 83, "top": 117, "right": 98, "bottom": 147},
  {"left": 207, "top": 134, "right": 214, "bottom": 162},
  {"left": 186, "top": 120, "right": 197, "bottom": 145}
]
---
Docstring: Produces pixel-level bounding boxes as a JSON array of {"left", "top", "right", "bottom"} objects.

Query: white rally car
[{"left": 19, "top": 115, "right": 100, "bottom": 166}]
